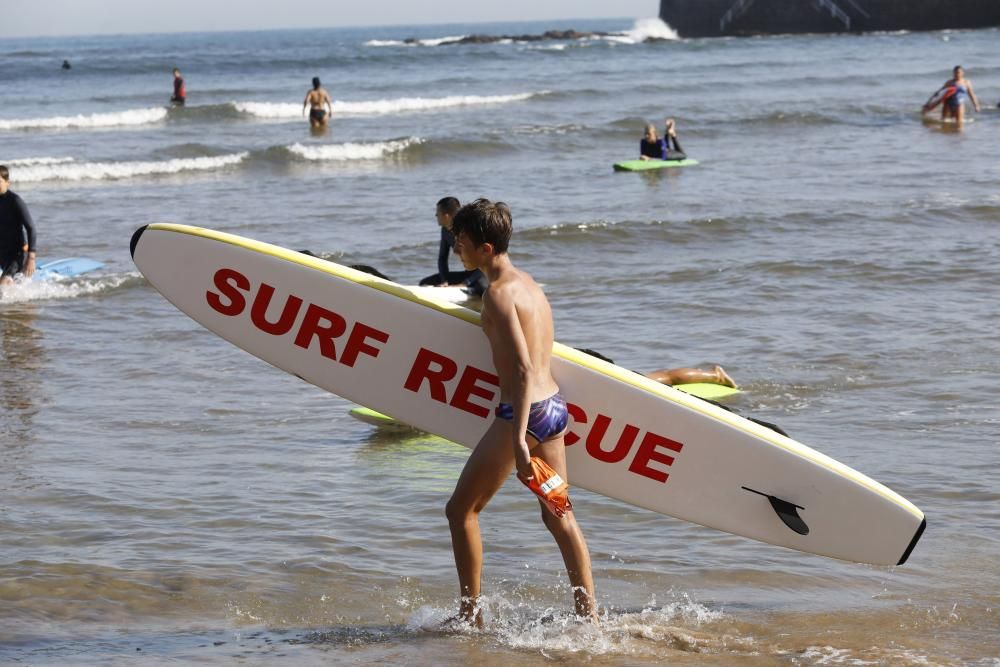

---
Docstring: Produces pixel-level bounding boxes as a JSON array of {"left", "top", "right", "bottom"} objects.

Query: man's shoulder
[{"left": 489, "top": 272, "right": 543, "bottom": 305}]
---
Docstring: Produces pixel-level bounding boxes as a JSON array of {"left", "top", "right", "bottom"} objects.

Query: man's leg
[
  {"left": 445, "top": 418, "right": 515, "bottom": 625},
  {"left": 531, "top": 434, "right": 598, "bottom": 620},
  {"left": 1, "top": 258, "right": 19, "bottom": 287}
]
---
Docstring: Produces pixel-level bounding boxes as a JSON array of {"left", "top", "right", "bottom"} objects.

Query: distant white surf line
[
  {"left": 16, "top": 153, "right": 248, "bottom": 183},
  {"left": 7, "top": 156, "right": 76, "bottom": 166},
  {"left": 364, "top": 19, "right": 678, "bottom": 48},
  {"left": 233, "top": 92, "right": 542, "bottom": 119},
  {"left": 0, "top": 107, "right": 168, "bottom": 131},
  {"left": 287, "top": 138, "right": 422, "bottom": 161},
  {"left": 365, "top": 35, "right": 467, "bottom": 47}
]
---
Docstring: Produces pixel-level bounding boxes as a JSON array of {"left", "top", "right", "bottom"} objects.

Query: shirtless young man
[
  {"left": 445, "top": 198, "right": 597, "bottom": 626},
  {"left": 303, "top": 77, "right": 333, "bottom": 128}
]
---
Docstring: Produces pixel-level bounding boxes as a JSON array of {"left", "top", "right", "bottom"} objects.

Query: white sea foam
[
  {"left": 0, "top": 107, "right": 168, "bottom": 131},
  {"left": 364, "top": 34, "right": 467, "bottom": 47},
  {"left": 15, "top": 153, "right": 248, "bottom": 182},
  {"left": 0, "top": 273, "right": 137, "bottom": 304},
  {"left": 7, "top": 156, "right": 76, "bottom": 166},
  {"left": 616, "top": 18, "right": 680, "bottom": 43},
  {"left": 233, "top": 92, "right": 541, "bottom": 119},
  {"left": 287, "top": 138, "right": 421, "bottom": 161}
]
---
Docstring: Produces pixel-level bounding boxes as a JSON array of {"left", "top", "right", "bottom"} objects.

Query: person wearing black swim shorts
[{"left": 303, "top": 76, "right": 333, "bottom": 129}]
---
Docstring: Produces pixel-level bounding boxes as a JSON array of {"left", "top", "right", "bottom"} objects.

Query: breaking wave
[
  {"left": 0, "top": 107, "right": 168, "bottom": 131},
  {"left": 15, "top": 153, "right": 249, "bottom": 183},
  {"left": 232, "top": 92, "right": 542, "bottom": 119},
  {"left": 285, "top": 138, "right": 422, "bottom": 161}
]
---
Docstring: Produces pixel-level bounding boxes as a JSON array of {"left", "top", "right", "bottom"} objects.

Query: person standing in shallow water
[
  {"left": 170, "top": 68, "right": 186, "bottom": 106},
  {"left": 444, "top": 199, "right": 598, "bottom": 627},
  {"left": 303, "top": 77, "right": 333, "bottom": 129},
  {"left": 0, "top": 165, "right": 38, "bottom": 287},
  {"left": 923, "top": 65, "right": 981, "bottom": 125}
]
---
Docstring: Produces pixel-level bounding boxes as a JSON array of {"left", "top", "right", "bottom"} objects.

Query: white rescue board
[{"left": 131, "top": 223, "right": 925, "bottom": 566}]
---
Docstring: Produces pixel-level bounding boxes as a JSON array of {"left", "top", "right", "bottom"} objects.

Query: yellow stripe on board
[{"left": 146, "top": 223, "right": 924, "bottom": 520}]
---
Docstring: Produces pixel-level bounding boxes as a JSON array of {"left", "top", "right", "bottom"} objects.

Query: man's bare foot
[
  {"left": 713, "top": 365, "right": 737, "bottom": 388},
  {"left": 574, "top": 588, "right": 599, "bottom": 624},
  {"left": 664, "top": 118, "right": 676, "bottom": 137},
  {"left": 441, "top": 598, "right": 484, "bottom": 630}
]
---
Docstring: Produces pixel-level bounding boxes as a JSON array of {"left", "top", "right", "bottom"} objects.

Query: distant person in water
[
  {"left": 171, "top": 68, "right": 186, "bottom": 106},
  {"left": 418, "top": 196, "right": 488, "bottom": 297},
  {"left": 61, "top": 60, "right": 71, "bottom": 70},
  {"left": 303, "top": 77, "right": 333, "bottom": 128},
  {"left": 923, "top": 65, "right": 980, "bottom": 125},
  {"left": 0, "top": 166, "right": 38, "bottom": 287},
  {"left": 639, "top": 119, "right": 686, "bottom": 161},
  {"left": 576, "top": 349, "right": 736, "bottom": 388}
]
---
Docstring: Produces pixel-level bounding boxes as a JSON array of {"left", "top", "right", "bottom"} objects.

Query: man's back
[{"left": 307, "top": 88, "right": 330, "bottom": 108}]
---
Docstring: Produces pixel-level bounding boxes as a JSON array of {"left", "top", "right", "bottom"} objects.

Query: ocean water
[{"left": 2, "top": 17, "right": 999, "bottom": 665}]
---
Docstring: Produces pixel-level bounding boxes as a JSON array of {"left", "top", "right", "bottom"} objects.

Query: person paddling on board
[
  {"left": 576, "top": 349, "right": 736, "bottom": 388},
  {"left": 445, "top": 199, "right": 598, "bottom": 627},
  {"left": 417, "top": 196, "right": 488, "bottom": 297},
  {"left": 303, "top": 76, "right": 333, "bottom": 129},
  {"left": 923, "top": 65, "right": 980, "bottom": 125},
  {"left": 639, "top": 119, "right": 686, "bottom": 161},
  {"left": 0, "top": 165, "right": 38, "bottom": 288},
  {"left": 170, "top": 68, "right": 186, "bottom": 106}
]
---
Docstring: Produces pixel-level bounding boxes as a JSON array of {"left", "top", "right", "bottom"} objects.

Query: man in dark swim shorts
[
  {"left": 303, "top": 76, "right": 333, "bottom": 129},
  {"left": 494, "top": 393, "right": 569, "bottom": 443},
  {"left": 0, "top": 165, "right": 37, "bottom": 287},
  {"left": 443, "top": 199, "right": 597, "bottom": 628}
]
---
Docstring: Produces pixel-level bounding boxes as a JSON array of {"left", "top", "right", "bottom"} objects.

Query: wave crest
[
  {"left": 15, "top": 153, "right": 248, "bottom": 183},
  {"left": 233, "top": 92, "right": 541, "bottom": 119},
  {"left": 286, "top": 138, "right": 422, "bottom": 161},
  {"left": 0, "top": 107, "right": 167, "bottom": 131}
]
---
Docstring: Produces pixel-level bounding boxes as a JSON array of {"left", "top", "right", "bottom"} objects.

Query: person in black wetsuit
[
  {"left": 418, "top": 196, "right": 487, "bottom": 297},
  {"left": 0, "top": 165, "right": 38, "bottom": 287},
  {"left": 639, "top": 119, "right": 686, "bottom": 161}
]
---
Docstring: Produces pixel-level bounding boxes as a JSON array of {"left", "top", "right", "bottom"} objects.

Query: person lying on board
[
  {"left": 417, "top": 196, "right": 487, "bottom": 297},
  {"left": 576, "top": 349, "right": 736, "bottom": 388},
  {"left": 922, "top": 65, "right": 981, "bottom": 124},
  {"left": 639, "top": 119, "right": 686, "bottom": 161},
  {"left": 445, "top": 199, "right": 598, "bottom": 627}
]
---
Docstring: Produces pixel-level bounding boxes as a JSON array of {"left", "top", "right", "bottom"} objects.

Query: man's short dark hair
[
  {"left": 451, "top": 198, "right": 511, "bottom": 254},
  {"left": 0, "top": 165, "right": 8, "bottom": 182},
  {"left": 436, "top": 196, "right": 461, "bottom": 216}
]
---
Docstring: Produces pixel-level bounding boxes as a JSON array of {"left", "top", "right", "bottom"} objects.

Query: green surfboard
[{"left": 613, "top": 158, "right": 699, "bottom": 172}]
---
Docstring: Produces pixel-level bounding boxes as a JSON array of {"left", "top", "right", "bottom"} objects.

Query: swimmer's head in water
[{"left": 312, "top": 77, "right": 321, "bottom": 89}]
